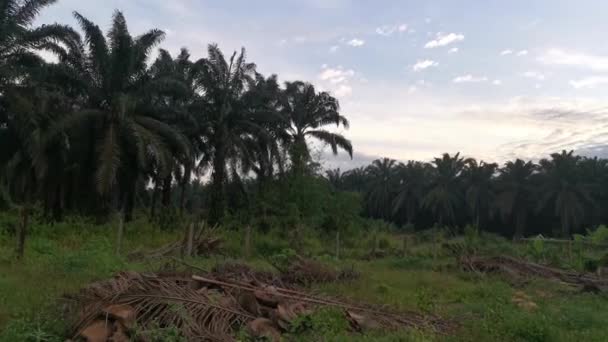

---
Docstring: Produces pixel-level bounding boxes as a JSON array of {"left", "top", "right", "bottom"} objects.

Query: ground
[{"left": 1, "top": 213, "right": 607, "bottom": 341}]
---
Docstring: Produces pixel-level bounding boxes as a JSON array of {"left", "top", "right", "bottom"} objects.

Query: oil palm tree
[
  {"left": 538, "top": 150, "right": 593, "bottom": 237},
  {"left": 495, "top": 159, "right": 537, "bottom": 239},
  {"left": 422, "top": 152, "right": 467, "bottom": 226},
  {"left": 393, "top": 161, "right": 430, "bottom": 225},
  {"left": 48, "top": 11, "right": 189, "bottom": 218},
  {"left": 0, "top": 0, "right": 75, "bottom": 88},
  {"left": 463, "top": 159, "right": 497, "bottom": 228},
  {"left": 281, "top": 81, "right": 352, "bottom": 175},
  {"left": 195, "top": 44, "right": 272, "bottom": 224},
  {"left": 365, "top": 158, "right": 400, "bottom": 220}
]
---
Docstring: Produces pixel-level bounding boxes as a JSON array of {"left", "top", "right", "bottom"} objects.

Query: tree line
[
  {"left": 0, "top": 1, "right": 352, "bottom": 225},
  {"left": 1, "top": 1, "right": 604, "bottom": 241},
  {"left": 328, "top": 151, "right": 603, "bottom": 238}
]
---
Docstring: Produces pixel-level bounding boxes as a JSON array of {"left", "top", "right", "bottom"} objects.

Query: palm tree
[
  {"left": 325, "top": 168, "right": 343, "bottom": 190},
  {"left": 365, "top": 158, "right": 400, "bottom": 220},
  {"left": 538, "top": 150, "right": 593, "bottom": 237},
  {"left": 281, "top": 81, "right": 352, "bottom": 175},
  {"left": 342, "top": 166, "right": 368, "bottom": 192},
  {"left": 195, "top": 44, "right": 270, "bottom": 224},
  {"left": 463, "top": 159, "right": 497, "bottom": 228},
  {"left": 148, "top": 48, "right": 207, "bottom": 215},
  {"left": 49, "top": 11, "right": 189, "bottom": 219},
  {"left": 422, "top": 153, "right": 467, "bottom": 226},
  {"left": 392, "top": 161, "right": 430, "bottom": 225},
  {"left": 495, "top": 159, "right": 536, "bottom": 239},
  {"left": 0, "top": 0, "right": 74, "bottom": 88}
]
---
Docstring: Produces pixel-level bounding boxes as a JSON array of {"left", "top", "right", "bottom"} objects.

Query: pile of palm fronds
[
  {"left": 460, "top": 256, "right": 608, "bottom": 292},
  {"left": 66, "top": 270, "right": 453, "bottom": 341}
]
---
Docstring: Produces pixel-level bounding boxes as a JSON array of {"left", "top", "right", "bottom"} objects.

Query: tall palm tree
[
  {"left": 495, "top": 159, "right": 536, "bottom": 239},
  {"left": 195, "top": 44, "right": 270, "bottom": 224},
  {"left": 281, "top": 81, "right": 352, "bottom": 175},
  {"left": 393, "top": 161, "right": 430, "bottom": 225},
  {"left": 538, "top": 150, "right": 593, "bottom": 237},
  {"left": 463, "top": 159, "right": 497, "bottom": 228},
  {"left": 365, "top": 158, "right": 400, "bottom": 220},
  {"left": 49, "top": 11, "right": 189, "bottom": 219},
  {"left": 149, "top": 48, "right": 207, "bottom": 215},
  {"left": 422, "top": 152, "right": 467, "bottom": 226}
]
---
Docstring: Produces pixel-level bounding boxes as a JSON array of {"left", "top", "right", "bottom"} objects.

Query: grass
[{"left": 1, "top": 213, "right": 608, "bottom": 341}]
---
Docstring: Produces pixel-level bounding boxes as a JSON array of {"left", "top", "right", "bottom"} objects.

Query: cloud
[
  {"left": 347, "top": 38, "right": 365, "bottom": 47},
  {"left": 516, "top": 50, "right": 528, "bottom": 56},
  {"left": 376, "top": 23, "right": 408, "bottom": 36},
  {"left": 522, "top": 71, "right": 546, "bottom": 81},
  {"left": 500, "top": 49, "right": 513, "bottom": 56},
  {"left": 329, "top": 45, "right": 339, "bottom": 53},
  {"left": 453, "top": 74, "right": 488, "bottom": 83},
  {"left": 492, "top": 79, "right": 502, "bottom": 86},
  {"left": 319, "top": 67, "right": 355, "bottom": 84},
  {"left": 569, "top": 76, "right": 608, "bottom": 89},
  {"left": 424, "top": 32, "right": 464, "bottom": 48},
  {"left": 539, "top": 49, "right": 608, "bottom": 71},
  {"left": 317, "top": 65, "right": 357, "bottom": 97},
  {"left": 448, "top": 47, "right": 459, "bottom": 54},
  {"left": 412, "top": 59, "right": 438, "bottom": 71}
]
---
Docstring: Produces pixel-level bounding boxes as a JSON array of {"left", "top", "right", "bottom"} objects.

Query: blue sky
[{"left": 37, "top": 0, "right": 608, "bottom": 168}]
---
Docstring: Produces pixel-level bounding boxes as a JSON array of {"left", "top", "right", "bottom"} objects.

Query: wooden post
[
  {"left": 335, "top": 231, "right": 340, "bottom": 260},
  {"left": 116, "top": 210, "right": 124, "bottom": 256},
  {"left": 186, "top": 222, "right": 194, "bottom": 257},
  {"left": 16, "top": 206, "right": 29, "bottom": 259},
  {"left": 244, "top": 225, "right": 252, "bottom": 258}
]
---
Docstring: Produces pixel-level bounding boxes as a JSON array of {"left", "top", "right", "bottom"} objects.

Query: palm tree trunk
[
  {"left": 209, "top": 133, "right": 227, "bottom": 225},
  {"left": 150, "top": 181, "right": 160, "bottom": 219},
  {"left": 179, "top": 164, "right": 191, "bottom": 216},
  {"left": 161, "top": 174, "right": 172, "bottom": 207}
]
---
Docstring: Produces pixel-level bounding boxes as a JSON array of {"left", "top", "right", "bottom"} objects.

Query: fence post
[
  {"left": 244, "top": 224, "right": 252, "bottom": 258},
  {"left": 336, "top": 231, "right": 340, "bottom": 260},
  {"left": 115, "top": 210, "right": 124, "bottom": 256}
]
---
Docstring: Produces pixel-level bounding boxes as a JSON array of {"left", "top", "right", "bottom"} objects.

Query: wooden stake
[
  {"left": 335, "top": 231, "right": 340, "bottom": 260},
  {"left": 116, "top": 210, "right": 124, "bottom": 256},
  {"left": 16, "top": 206, "right": 29, "bottom": 259},
  {"left": 186, "top": 222, "right": 194, "bottom": 257},
  {"left": 244, "top": 225, "right": 252, "bottom": 258}
]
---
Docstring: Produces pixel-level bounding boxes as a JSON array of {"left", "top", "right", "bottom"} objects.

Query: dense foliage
[
  {"left": 1, "top": 1, "right": 606, "bottom": 241},
  {"left": 333, "top": 151, "right": 604, "bottom": 237}
]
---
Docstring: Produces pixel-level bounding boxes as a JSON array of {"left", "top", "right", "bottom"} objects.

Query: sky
[{"left": 37, "top": 0, "right": 608, "bottom": 169}]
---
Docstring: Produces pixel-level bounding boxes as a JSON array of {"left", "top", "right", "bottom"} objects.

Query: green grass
[{"left": 1, "top": 213, "right": 608, "bottom": 341}]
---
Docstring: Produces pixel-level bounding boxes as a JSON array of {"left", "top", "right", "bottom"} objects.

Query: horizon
[{"left": 37, "top": 0, "right": 608, "bottom": 168}]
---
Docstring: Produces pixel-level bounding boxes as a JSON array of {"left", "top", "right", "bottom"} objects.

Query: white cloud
[
  {"left": 424, "top": 32, "right": 464, "bottom": 48},
  {"left": 329, "top": 45, "right": 339, "bottom": 53},
  {"left": 453, "top": 74, "right": 488, "bottom": 83},
  {"left": 500, "top": 49, "right": 513, "bottom": 56},
  {"left": 376, "top": 24, "right": 408, "bottom": 36},
  {"left": 347, "top": 38, "right": 365, "bottom": 47},
  {"left": 448, "top": 47, "right": 459, "bottom": 54},
  {"left": 334, "top": 84, "right": 353, "bottom": 97},
  {"left": 412, "top": 59, "right": 438, "bottom": 71},
  {"left": 539, "top": 49, "right": 608, "bottom": 71},
  {"left": 319, "top": 67, "right": 355, "bottom": 84},
  {"left": 492, "top": 79, "right": 502, "bottom": 86},
  {"left": 569, "top": 76, "right": 608, "bottom": 89},
  {"left": 317, "top": 66, "right": 357, "bottom": 97},
  {"left": 516, "top": 50, "right": 528, "bottom": 56},
  {"left": 522, "top": 71, "right": 546, "bottom": 81}
]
